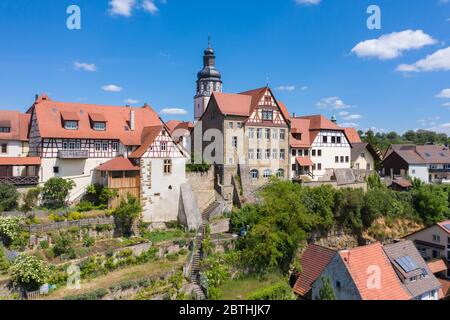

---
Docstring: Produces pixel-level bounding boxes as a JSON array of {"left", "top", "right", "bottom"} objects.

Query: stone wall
[
  {"left": 210, "top": 218, "right": 230, "bottom": 235},
  {"left": 302, "top": 181, "right": 367, "bottom": 192},
  {"left": 186, "top": 168, "right": 216, "bottom": 211}
]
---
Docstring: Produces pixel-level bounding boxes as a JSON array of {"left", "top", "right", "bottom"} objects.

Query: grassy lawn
[
  {"left": 143, "top": 229, "right": 191, "bottom": 244},
  {"left": 219, "top": 273, "right": 286, "bottom": 300},
  {"left": 40, "top": 254, "right": 187, "bottom": 300}
]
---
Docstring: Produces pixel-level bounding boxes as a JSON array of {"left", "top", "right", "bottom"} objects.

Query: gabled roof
[
  {"left": 351, "top": 142, "right": 381, "bottom": 162},
  {"left": 297, "top": 115, "right": 343, "bottom": 131},
  {"left": 165, "top": 120, "right": 194, "bottom": 135},
  {"left": 343, "top": 127, "right": 362, "bottom": 144},
  {"left": 437, "top": 220, "right": 450, "bottom": 235},
  {"left": 290, "top": 118, "right": 311, "bottom": 148},
  {"left": 128, "top": 125, "right": 163, "bottom": 159},
  {"left": 384, "top": 144, "right": 450, "bottom": 165},
  {"left": 97, "top": 157, "right": 140, "bottom": 172},
  {"left": 29, "top": 94, "right": 162, "bottom": 146},
  {"left": 339, "top": 243, "right": 411, "bottom": 300},
  {"left": 293, "top": 244, "right": 336, "bottom": 296},
  {"left": 383, "top": 240, "right": 441, "bottom": 299},
  {"left": 0, "top": 111, "right": 31, "bottom": 141},
  {"left": 206, "top": 87, "right": 290, "bottom": 122}
]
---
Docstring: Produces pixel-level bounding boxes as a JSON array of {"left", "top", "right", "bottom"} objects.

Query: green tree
[
  {"left": 334, "top": 188, "right": 365, "bottom": 234},
  {"left": 367, "top": 173, "right": 384, "bottom": 190},
  {"left": 318, "top": 276, "right": 336, "bottom": 300},
  {"left": 113, "top": 194, "right": 142, "bottom": 237},
  {"left": 10, "top": 255, "right": 50, "bottom": 291},
  {"left": 299, "top": 185, "right": 335, "bottom": 230},
  {"left": 21, "top": 187, "right": 41, "bottom": 212},
  {"left": 0, "top": 216, "right": 23, "bottom": 246},
  {"left": 0, "top": 182, "right": 19, "bottom": 212},
  {"left": 413, "top": 185, "right": 450, "bottom": 226},
  {"left": 41, "top": 177, "right": 75, "bottom": 209},
  {"left": 53, "top": 234, "right": 76, "bottom": 259}
]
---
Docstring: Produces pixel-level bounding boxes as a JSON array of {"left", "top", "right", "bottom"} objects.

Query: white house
[
  {"left": 26, "top": 94, "right": 188, "bottom": 223},
  {"left": 290, "top": 115, "right": 352, "bottom": 181}
]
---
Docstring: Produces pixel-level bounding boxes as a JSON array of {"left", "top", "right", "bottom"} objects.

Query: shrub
[
  {"left": 53, "top": 235, "right": 76, "bottom": 259},
  {"left": 0, "top": 245, "right": 10, "bottom": 274},
  {"left": 83, "top": 236, "right": 95, "bottom": 248},
  {"left": 76, "top": 201, "right": 96, "bottom": 213},
  {"left": 64, "top": 288, "right": 109, "bottom": 300},
  {"left": 10, "top": 255, "right": 50, "bottom": 291},
  {"left": 39, "top": 240, "right": 49, "bottom": 249},
  {"left": 41, "top": 177, "right": 75, "bottom": 209},
  {"left": 247, "top": 281, "right": 295, "bottom": 300},
  {"left": 112, "top": 194, "right": 142, "bottom": 237},
  {"left": 0, "top": 182, "right": 19, "bottom": 212},
  {"left": 0, "top": 216, "right": 23, "bottom": 246},
  {"left": 21, "top": 187, "right": 41, "bottom": 212}
]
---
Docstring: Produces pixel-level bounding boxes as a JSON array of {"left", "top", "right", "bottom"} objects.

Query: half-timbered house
[{"left": 26, "top": 94, "right": 188, "bottom": 223}]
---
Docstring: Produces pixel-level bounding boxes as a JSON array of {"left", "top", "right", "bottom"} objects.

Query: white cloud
[
  {"left": 343, "top": 114, "right": 363, "bottom": 121},
  {"left": 74, "top": 62, "right": 96, "bottom": 72},
  {"left": 316, "top": 97, "right": 351, "bottom": 110},
  {"left": 339, "top": 111, "right": 350, "bottom": 116},
  {"left": 351, "top": 30, "right": 437, "bottom": 60},
  {"left": 428, "top": 122, "right": 450, "bottom": 134},
  {"left": 276, "top": 86, "right": 296, "bottom": 92},
  {"left": 442, "top": 102, "right": 450, "bottom": 108},
  {"left": 295, "top": 0, "right": 321, "bottom": 5},
  {"left": 436, "top": 88, "right": 450, "bottom": 98},
  {"left": 397, "top": 46, "right": 450, "bottom": 72},
  {"left": 109, "top": 0, "right": 136, "bottom": 17},
  {"left": 160, "top": 108, "right": 188, "bottom": 115},
  {"left": 102, "top": 84, "right": 123, "bottom": 92},
  {"left": 142, "top": 0, "right": 159, "bottom": 14},
  {"left": 300, "top": 86, "right": 309, "bottom": 91},
  {"left": 124, "top": 98, "right": 140, "bottom": 104}
]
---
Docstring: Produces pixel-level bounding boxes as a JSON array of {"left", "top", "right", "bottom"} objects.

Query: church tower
[{"left": 194, "top": 37, "right": 222, "bottom": 120}]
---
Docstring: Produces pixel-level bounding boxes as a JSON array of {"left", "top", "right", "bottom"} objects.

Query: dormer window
[
  {"left": 64, "top": 120, "right": 78, "bottom": 130},
  {"left": 93, "top": 122, "right": 106, "bottom": 131},
  {"left": 0, "top": 127, "right": 10, "bottom": 133}
]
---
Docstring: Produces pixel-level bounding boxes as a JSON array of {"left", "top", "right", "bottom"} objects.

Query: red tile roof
[
  {"left": 293, "top": 244, "right": 337, "bottom": 296},
  {"left": 0, "top": 157, "right": 41, "bottom": 166},
  {"left": 296, "top": 156, "right": 314, "bottom": 167},
  {"left": 97, "top": 157, "right": 140, "bottom": 172},
  {"left": 128, "top": 125, "right": 163, "bottom": 159},
  {"left": 0, "top": 111, "right": 31, "bottom": 141},
  {"left": 392, "top": 177, "right": 413, "bottom": 189},
  {"left": 427, "top": 259, "right": 448, "bottom": 274},
  {"left": 30, "top": 94, "right": 162, "bottom": 146},
  {"left": 438, "top": 278, "right": 450, "bottom": 299},
  {"left": 339, "top": 243, "right": 411, "bottom": 300},
  {"left": 290, "top": 118, "right": 311, "bottom": 148},
  {"left": 166, "top": 120, "right": 194, "bottom": 135},
  {"left": 343, "top": 127, "right": 362, "bottom": 144},
  {"left": 298, "top": 115, "right": 343, "bottom": 131},
  {"left": 437, "top": 220, "right": 450, "bottom": 235}
]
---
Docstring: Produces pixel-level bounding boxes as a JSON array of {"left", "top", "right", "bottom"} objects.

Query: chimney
[
  {"left": 130, "top": 109, "right": 136, "bottom": 131},
  {"left": 292, "top": 113, "right": 296, "bottom": 118},
  {"left": 35, "top": 94, "right": 39, "bottom": 101}
]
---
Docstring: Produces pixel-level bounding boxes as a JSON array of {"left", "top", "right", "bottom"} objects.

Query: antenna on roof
[{"left": 266, "top": 76, "right": 270, "bottom": 88}]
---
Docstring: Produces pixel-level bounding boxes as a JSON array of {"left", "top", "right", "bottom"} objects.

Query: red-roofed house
[
  {"left": 311, "top": 243, "right": 411, "bottom": 300},
  {"left": 293, "top": 244, "right": 336, "bottom": 299},
  {"left": 198, "top": 86, "right": 290, "bottom": 197},
  {"left": 165, "top": 120, "right": 194, "bottom": 153},
  {"left": 0, "top": 110, "right": 39, "bottom": 186},
  {"left": 26, "top": 94, "right": 188, "bottom": 223},
  {"left": 290, "top": 115, "right": 352, "bottom": 180}
]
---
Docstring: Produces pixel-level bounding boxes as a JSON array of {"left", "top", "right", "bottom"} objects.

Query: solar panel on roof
[
  {"left": 395, "top": 256, "right": 419, "bottom": 273},
  {"left": 444, "top": 224, "right": 450, "bottom": 231}
]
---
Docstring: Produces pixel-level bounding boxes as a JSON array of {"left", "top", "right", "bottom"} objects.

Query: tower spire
[{"left": 208, "top": 35, "right": 212, "bottom": 49}]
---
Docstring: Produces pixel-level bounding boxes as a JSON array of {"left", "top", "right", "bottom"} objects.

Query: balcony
[
  {"left": 58, "top": 150, "right": 89, "bottom": 159},
  {"left": 0, "top": 176, "right": 39, "bottom": 186}
]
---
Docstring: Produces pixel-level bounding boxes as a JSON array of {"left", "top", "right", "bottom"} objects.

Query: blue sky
[{"left": 0, "top": 0, "right": 449, "bottom": 134}]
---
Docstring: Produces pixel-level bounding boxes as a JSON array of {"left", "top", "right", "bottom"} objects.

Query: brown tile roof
[
  {"left": 165, "top": 120, "right": 194, "bottom": 135},
  {"left": 30, "top": 94, "right": 162, "bottom": 146},
  {"left": 339, "top": 243, "right": 411, "bottom": 300},
  {"left": 296, "top": 157, "right": 314, "bottom": 167},
  {"left": 427, "top": 259, "right": 448, "bottom": 274},
  {"left": 298, "top": 115, "right": 343, "bottom": 131},
  {"left": 385, "top": 144, "right": 450, "bottom": 165},
  {"left": 350, "top": 142, "right": 369, "bottom": 162},
  {"left": 383, "top": 240, "right": 441, "bottom": 299},
  {"left": 0, "top": 157, "right": 41, "bottom": 166},
  {"left": 128, "top": 125, "right": 163, "bottom": 159},
  {"left": 391, "top": 177, "right": 413, "bottom": 189},
  {"left": 293, "top": 244, "right": 336, "bottom": 296},
  {"left": 97, "top": 157, "right": 140, "bottom": 172},
  {"left": 0, "top": 111, "right": 31, "bottom": 141},
  {"left": 343, "top": 127, "right": 362, "bottom": 144}
]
